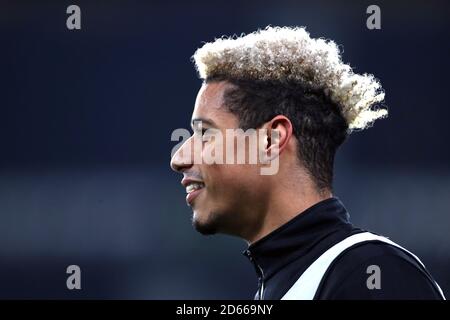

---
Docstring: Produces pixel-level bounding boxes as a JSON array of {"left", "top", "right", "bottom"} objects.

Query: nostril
[
  {"left": 170, "top": 135, "right": 194, "bottom": 172},
  {"left": 170, "top": 158, "right": 181, "bottom": 173},
  {"left": 170, "top": 156, "right": 192, "bottom": 173}
]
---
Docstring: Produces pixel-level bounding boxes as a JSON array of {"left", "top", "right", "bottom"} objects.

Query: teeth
[{"left": 186, "top": 182, "right": 205, "bottom": 194}]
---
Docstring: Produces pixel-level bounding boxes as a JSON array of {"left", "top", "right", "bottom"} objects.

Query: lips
[
  {"left": 185, "top": 182, "right": 205, "bottom": 194},
  {"left": 181, "top": 178, "right": 205, "bottom": 206},
  {"left": 186, "top": 186, "right": 204, "bottom": 206}
]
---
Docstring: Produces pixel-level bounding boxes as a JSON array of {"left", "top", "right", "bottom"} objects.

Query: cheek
[
  {"left": 199, "top": 134, "right": 262, "bottom": 196},
  {"left": 204, "top": 164, "right": 260, "bottom": 195}
]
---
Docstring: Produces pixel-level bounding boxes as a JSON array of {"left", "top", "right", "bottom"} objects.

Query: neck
[{"left": 244, "top": 175, "right": 333, "bottom": 245}]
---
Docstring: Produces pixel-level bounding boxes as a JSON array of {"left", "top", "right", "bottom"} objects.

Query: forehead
[{"left": 192, "top": 81, "right": 238, "bottom": 128}]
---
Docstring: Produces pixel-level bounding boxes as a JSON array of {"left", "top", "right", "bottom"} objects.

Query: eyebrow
[{"left": 191, "top": 117, "right": 217, "bottom": 129}]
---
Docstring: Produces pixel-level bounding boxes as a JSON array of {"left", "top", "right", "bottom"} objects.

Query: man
[{"left": 170, "top": 26, "right": 445, "bottom": 299}]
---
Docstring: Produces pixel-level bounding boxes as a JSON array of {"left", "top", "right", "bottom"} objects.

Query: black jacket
[{"left": 243, "top": 197, "right": 445, "bottom": 300}]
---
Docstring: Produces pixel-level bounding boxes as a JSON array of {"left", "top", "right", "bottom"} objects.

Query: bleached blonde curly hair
[{"left": 193, "top": 26, "right": 387, "bottom": 131}]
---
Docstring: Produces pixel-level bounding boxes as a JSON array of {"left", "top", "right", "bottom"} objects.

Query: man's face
[{"left": 170, "top": 81, "right": 268, "bottom": 237}]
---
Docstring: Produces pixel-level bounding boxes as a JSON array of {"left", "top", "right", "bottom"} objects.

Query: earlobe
[
  {"left": 258, "top": 127, "right": 280, "bottom": 163},
  {"left": 270, "top": 116, "right": 292, "bottom": 152},
  {"left": 266, "top": 128, "right": 281, "bottom": 160},
  {"left": 259, "top": 116, "right": 292, "bottom": 162}
]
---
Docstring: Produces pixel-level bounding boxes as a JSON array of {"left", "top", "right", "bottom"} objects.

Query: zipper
[
  {"left": 244, "top": 250, "right": 265, "bottom": 300},
  {"left": 257, "top": 264, "right": 265, "bottom": 300}
]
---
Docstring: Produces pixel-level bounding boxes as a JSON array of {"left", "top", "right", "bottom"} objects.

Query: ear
[{"left": 261, "top": 115, "right": 293, "bottom": 160}]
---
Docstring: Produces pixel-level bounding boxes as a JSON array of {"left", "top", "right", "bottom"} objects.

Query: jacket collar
[{"left": 243, "top": 197, "right": 353, "bottom": 281}]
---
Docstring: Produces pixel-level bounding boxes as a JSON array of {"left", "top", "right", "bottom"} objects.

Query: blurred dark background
[{"left": 0, "top": 0, "right": 449, "bottom": 299}]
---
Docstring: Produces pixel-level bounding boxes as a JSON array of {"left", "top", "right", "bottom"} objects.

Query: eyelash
[
  {"left": 196, "top": 129, "right": 212, "bottom": 144},
  {"left": 193, "top": 128, "right": 208, "bottom": 135}
]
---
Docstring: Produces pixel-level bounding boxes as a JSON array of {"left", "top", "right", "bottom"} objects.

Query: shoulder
[{"left": 315, "top": 240, "right": 444, "bottom": 299}]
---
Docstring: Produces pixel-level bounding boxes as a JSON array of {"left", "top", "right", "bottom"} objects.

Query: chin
[
  {"left": 191, "top": 207, "right": 241, "bottom": 237},
  {"left": 192, "top": 215, "right": 218, "bottom": 235},
  {"left": 191, "top": 208, "right": 226, "bottom": 236}
]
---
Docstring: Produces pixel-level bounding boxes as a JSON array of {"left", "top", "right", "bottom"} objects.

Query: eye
[
  {"left": 200, "top": 128, "right": 215, "bottom": 143},
  {"left": 194, "top": 127, "right": 208, "bottom": 136},
  {"left": 192, "top": 127, "right": 210, "bottom": 142}
]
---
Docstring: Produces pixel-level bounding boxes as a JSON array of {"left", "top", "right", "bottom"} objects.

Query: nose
[{"left": 170, "top": 136, "right": 194, "bottom": 173}]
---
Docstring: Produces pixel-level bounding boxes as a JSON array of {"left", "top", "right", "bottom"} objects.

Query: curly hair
[
  {"left": 193, "top": 26, "right": 388, "bottom": 192},
  {"left": 193, "top": 26, "right": 387, "bottom": 131}
]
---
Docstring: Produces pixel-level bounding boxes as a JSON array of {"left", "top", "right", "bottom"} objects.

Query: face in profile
[{"left": 170, "top": 81, "right": 270, "bottom": 238}]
